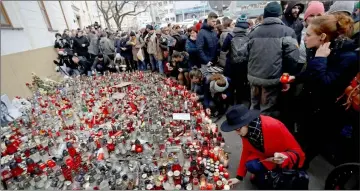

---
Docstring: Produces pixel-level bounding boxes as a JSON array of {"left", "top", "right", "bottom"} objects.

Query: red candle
[
  {"left": 213, "top": 171, "right": 220, "bottom": 182},
  {"left": 218, "top": 164, "right": 224, "bottom": 172},
  {"left": 223, "top": 171, "right": 229, "bottom": 179},
  {"left": 207, "top": 183, "right": 214, "bottom": 190}
]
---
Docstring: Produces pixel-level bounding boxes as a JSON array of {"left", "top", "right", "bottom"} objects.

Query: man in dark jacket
[
  {"left": 73, "top": 30, "right": 90, "bottom": 59},
  {"left": 247, "top": 1, "right": 299, "bottom": 119},
  {"left": 281, "top": 1, "right": 304, "bottom": 44},
  {"left": 196, "top": 12, "right": 219, "bottom": 68},
  {"left": 91, "top": 53, "right": 115, "bottom": 75}
]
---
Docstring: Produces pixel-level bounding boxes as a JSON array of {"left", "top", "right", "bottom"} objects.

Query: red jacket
[{"left": 237, "top": 115, "right": 305, "bottom": 178}]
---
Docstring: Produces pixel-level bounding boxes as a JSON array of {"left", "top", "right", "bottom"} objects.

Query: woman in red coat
[{"left": 220, "top": 105, "right": 305, "bottom": 187}]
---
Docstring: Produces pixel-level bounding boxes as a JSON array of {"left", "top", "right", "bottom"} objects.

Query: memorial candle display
[{"left": 0, "top": 72, "right": 231, "bottom": 190}]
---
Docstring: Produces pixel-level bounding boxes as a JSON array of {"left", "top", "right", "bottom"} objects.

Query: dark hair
[
  {"left": 223, "top": 18, "right": 233, "bottom": 28},
  {"left": 189, "top": 26, "right": 197, "bottom": 34},
  {"left": 216, "top": 19, "right": 221, "bottom": 25},
  {"left": 55, "top": 33, "right": 61, "bottom": 38},
  {"left": 208, "top": 12, "right": 218, "bottom": 19},
  {"left": 215, "top": 24, "right": 224, "bottom": 33},
  {"left": 97, "top": 53, "right": 104, "bottom": 58},
  {"left": 172, "top": 51, "right": 183, "bottom": 58},
  {"left": 130, "top": 31, "right": 136, "bottom": 37}
]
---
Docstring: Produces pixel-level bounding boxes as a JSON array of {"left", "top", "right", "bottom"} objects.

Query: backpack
[{"left": 230, "top": 33, "right": 250, "bottom": 65}]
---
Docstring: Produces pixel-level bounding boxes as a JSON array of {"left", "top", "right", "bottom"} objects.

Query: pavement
[{"left": 215, "top": 115, "right": 335, "bottom": 190}]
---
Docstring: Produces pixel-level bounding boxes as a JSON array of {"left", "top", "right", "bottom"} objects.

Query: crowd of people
[{"left": 52, "top": 1, "right": 360, "bottom": 188}]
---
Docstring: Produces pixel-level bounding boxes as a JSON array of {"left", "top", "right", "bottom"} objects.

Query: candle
[
  {"left": 223, "top": 171, "right": 229, "bottom": 179},
  {"left": 213, "top": 171, "right": 219, "bottom": 182},
  {"left": 218, "top": 164, "right": 224, "bottom": 172}
]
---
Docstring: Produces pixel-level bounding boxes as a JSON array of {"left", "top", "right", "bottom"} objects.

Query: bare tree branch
[
  {"left": 112, "top": 1, "right": 151, "bottom": 30},
  {"left": 96, "top": 1, "right": 114, "bottom": 28}
]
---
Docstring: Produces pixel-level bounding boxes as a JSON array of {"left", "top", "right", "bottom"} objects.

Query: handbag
[
  {"left": 336, "top": 72, "right": 360, "bottom": 111},
  {"left": 264, "top": 150, "right": 309, "bottom": 190},
  {"left": 137, "top": 50, "right": 144, "bottom": 61}
]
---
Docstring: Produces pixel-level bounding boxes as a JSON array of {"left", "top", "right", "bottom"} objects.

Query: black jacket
[
  {"left": 281, "top": 1, "right": 304, "bottom": 44},
  {"left": 73, "top": 36, "right": 90, "bottom": 57},
  {"left": 247, "top": 17, "right": 299, "bottom": 86},
  {"left": 296, "top": 39, "right": 359, "bottom": 111},
  {"left": 196, "top": 19, "right": 219, "bottom": 65}
]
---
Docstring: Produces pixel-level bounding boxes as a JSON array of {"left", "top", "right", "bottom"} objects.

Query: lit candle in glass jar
[
  {"left": 223, "top": 171, "right": 229, "bottom": 179},
  {"left": 218, "top": 164, "right": 224, "bottom": 172},
  {"left": 213, "top": 171, "right": 220, "bottom": 182}
]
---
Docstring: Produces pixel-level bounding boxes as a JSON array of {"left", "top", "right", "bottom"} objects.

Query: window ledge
[
  {"left": 48, "top": 29, "right": 59, "bottom": 32},
  {"left": 0, "top": 27, "right": 24, "bottom": 31}
]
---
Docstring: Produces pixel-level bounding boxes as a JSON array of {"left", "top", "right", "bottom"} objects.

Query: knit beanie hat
[
  {"left": 235, "top": 14, "right": 249, "bottom": 29},
  {"left": 263, "top": 2, "right": 282, "bottom": 18},
  {"left": 304, "top": 1, "right": 325, "bottom": 21},
  {"left": 327, "top": 1, "right": 356, "bottom": 16}
]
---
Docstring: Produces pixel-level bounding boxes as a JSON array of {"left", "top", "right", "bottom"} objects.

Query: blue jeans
[
  {"left": 158, "top": 60, "right": 164, "bottom": 74},
  {"left": 138, "top": 60, "right": 147, "bottom": 71},
  {"left": 149, "top": 54, "right": 158, "bottom": 71},
  {"left": 246, "top": 159, "right": 267, "bottom": 185}
]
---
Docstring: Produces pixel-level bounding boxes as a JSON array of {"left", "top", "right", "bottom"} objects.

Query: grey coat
[
  {"left": 247, "top": 17, "right": 299, "bottom": 86},
  {"left": 88, "top": 33, "right": 99, "bottom": 55},
  {"left": 99, "top": 37, "right": 115, "bottom": 56}
]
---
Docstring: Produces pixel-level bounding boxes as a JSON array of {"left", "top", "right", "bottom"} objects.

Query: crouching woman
[{"left": 221, "top": 105, "right": 305, "bottom": 188}]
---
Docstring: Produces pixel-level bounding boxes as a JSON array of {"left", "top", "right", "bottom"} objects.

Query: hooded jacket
[
  {"left": 247, "top": 17, "right": 299, "bottom": 87},
  {"left": 281, "top": 1, "right": 304, "bottom": 44},
  {"left": 196, "top": 19, "right": 219, "bottom": 65}
]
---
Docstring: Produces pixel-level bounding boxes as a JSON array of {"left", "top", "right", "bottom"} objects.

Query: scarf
[
  {"left": 246, "top": 117, "right": 265, "bottom": 153},
  {"left": 209, "top": 76, "right": 229, "bottom": 97}
]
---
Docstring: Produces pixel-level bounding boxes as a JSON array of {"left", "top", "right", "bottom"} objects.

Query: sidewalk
[{"left": 215, "top": 116, "right": 334, "bottom": 189}]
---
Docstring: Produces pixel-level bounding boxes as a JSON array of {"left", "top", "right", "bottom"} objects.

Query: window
[
  {"left": 0, "top": 2, "right": 12, "bottom": 27},
  {"left": 158, "top": 2, "right": 162, "bottom": 6},
  {"left": 164, "top": 1, "right": 167, "bottom": 6},
  {"left": 38, "top": 1, "right": 53, "bottom": 30},
  {"left": 170, "top": 8, "right": 174, "bottom": 13}
]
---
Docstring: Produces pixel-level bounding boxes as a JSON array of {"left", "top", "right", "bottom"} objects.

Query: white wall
[{"left": 1, "top": 1, "right": 95, "bottom": 56}]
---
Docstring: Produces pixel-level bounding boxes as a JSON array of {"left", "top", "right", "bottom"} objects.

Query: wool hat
[
  {"left": 220, "top": 105, "right": 260, "bottom": 132},
  {"left": 97, "top": 54, "right": 104, "bottom": 59},
  {"left": 327, "top": 1, "right": 356, "bottom": 16},
  {"left": 304, "top": 1, "right": 325, "bottom": 21},
  {"left": 130, "top": 31, "right": 136, "bottom": 36},
  {"left": 263, "top": 2, "right": 282, "bottom": 18},
  {"left": 235, "top": 14, "right": 249, "bottom": 29}
]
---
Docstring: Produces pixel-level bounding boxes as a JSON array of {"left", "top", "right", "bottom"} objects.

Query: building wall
[{"left": 0, "top": 1, "right": 95, "bottom": 99}]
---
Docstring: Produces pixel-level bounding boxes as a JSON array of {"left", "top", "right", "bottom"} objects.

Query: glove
[{"left": 228, "top": 178, "right": 240, "bottom": 186}]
